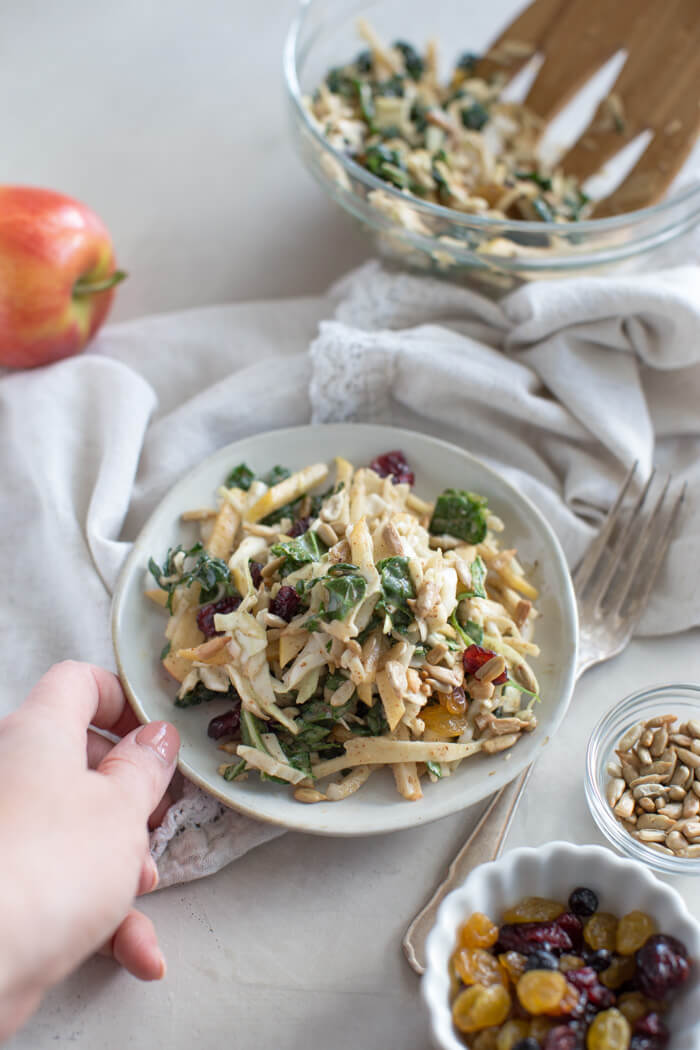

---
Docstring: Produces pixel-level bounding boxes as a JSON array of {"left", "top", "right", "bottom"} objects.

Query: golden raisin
[
  {"left": 445, "top": 689, "right": 468, "bottom": 715},
  {"left": 449, "top": 955, "right": 461, "bottom": 999},
  {"left": 496, "top": 1019, "right": 530, "bottom": 1050},
  {"left": 472, "top": 1028, "right": 500, "bottom": 1050},
  {"left": 459, "top": 913, "right": 500, "bottom": 950},
  {"left": 529, "top": 1017, "right": 555, "bottom": 1042},
  {"left": 502, "top": 896, "right": 565, "bottom": 924},
  {"left": 498, "top": 951, "right": 527, "bottom": 985},
  {"left": 455, "top": 948, "right": 506, "bottom": 987},
  {"left": 584, "top": 912, "right": 619, "bottom": 951},
  {"left": 516, "top": 971, "right": 569, "bottom": 1015},
  {"left": 559, "top": 954, "right": 585, "bottom": 973},
  {"left": 586, "top": 1008, "right": 631, "bottom": 1050},
  {"left": 617, "top": 992, "right": 663, "bottom": 1025},
  {"left": 600, "top": 955, "right": 637, "bottom": 990},
  {"left": 616, "top": 911, "right": 656, "bottom": 955},
  {"left": 423, "top": 705, "right": 469, "bottom": 737},
  {"left": 452, "top": 984, "right": 511, "bottom": 1033}
]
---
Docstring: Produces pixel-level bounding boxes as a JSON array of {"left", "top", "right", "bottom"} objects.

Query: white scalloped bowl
[{"left": 423, "top": 842, "right": 700, "bottom": 1050}]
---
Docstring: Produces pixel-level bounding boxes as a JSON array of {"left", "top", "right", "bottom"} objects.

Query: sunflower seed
[
  {"left": 682, "top": 794, "right": 700, "bottom": 818},
  {"left": 633, "top": 783, "right": 667, "bottom": 799},
  {"left": 637, "top": 746, "right": 653, "bottom": 766},
  {"left": 606, "top": 760, "right": 623, "bottom": 778},
  {"left": 650, "top": 727, "right": 668, "bottom": 758},
  {"left": 614, "top": 792, "right": 635, "bottom": 819},
  {"left": 641, "top": 729, "right": 654, "bottom": 748},
  {"left": 640, "top": 798, "right": 657, "bottom": 812},
  {"left": 675, "top": 748, "right": 700, "bottom": 770},
  {"left": 636, "top": 813, "right": 675, "bottom": 831},
  {"left": 692, "top": 781, "right": 700, "bottom": 798},
  {"left": 619, "top": 722, "right": 644, "bottom": 751},
  {"left": 658, "top": 802, "right": 683, "bottom": 819},
  {"left": 635, "top": 829, "right": 667, "bottom": 843},
  {"left": 687, "top": 719, "right": 700, "bottom": 739},
  {"left": 645, "top": 714, "right": 677, "bottom": 729},
  {"left": 671, "top": 763, "right": 692, "bottom": 786},
  {"left": 666, "top": 830, "right": 689, "bottom": 852},
  {"left": 645, "top": 842, "right": 675, "bottom": 856},
  {"left": 681, "top": 844, "right": 700, "bottom": 857},
  {"left": 606, "top": 777, "right": 626, "bottom": 807},
  {"left": 670, "top": 734, "right": 693, "bottom": 748},
  {"left": 668, "top": 785, "right": 687, "bottom": 802}
]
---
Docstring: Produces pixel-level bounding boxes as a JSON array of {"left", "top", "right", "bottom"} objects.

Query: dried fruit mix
[{"left": 450, "top": 889, "right": 691, "bottom": 1049}]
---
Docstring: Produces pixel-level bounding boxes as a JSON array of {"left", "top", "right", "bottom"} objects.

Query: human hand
[{"left": 0, "top": 661, "right": 180, "bottom": 1041}]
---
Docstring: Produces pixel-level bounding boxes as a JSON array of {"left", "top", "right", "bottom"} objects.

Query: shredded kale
[
  {"left": 364, "top": 143, "right": 409, "bottom": 189},
  {"left": 354, "top": 49, "right": 372, "bottom": 73},
  {"left": 393, "top": 40, "right": 424, "bottom": 80},
  {"left": 429, "top": 489, "right": 489, "bottom": 544},
  {"left": 374, "top": 74, "right": 405, "bottom": 97},
  {"left": 175, "top": 681, "right": 238, "bottom": 709},
  {"left": 515, "top": 170, "right": 553, "bottom": 192},
  {"left": 531, "top": 197, "right": 554, "bottom": 223},
  {"left": 225, "top": 463, "right": 255, "bottom": 490},
  {"left": 455, "top": 51, "right": 479, "bottom": 74},
  {"left": 159, "top": 641, "right": 171, "bottom": 660},
  {"left": 271, "top": 531, "right": 326, "bottom": 576},
  {"left": 449, "top": 609, "right": 484, "bottom": 648},
  {"left": 376, "top": 556, "right": 415, "bottom": 633},
  {"left": 353, "top": 701, "right": 389, "bottom": 737},
  {"left": 456, "top": 555, "right": 487, "bottom": 600},
  {"left": 426, "top": 760, "right": 443, "bottom": 778},
  {"left": 148, "top": 542, "right": 235, "bottom": 611},
  {"left": 460, "top": 99, "right": 489, "bottom": 130},
  {"left": 354, "top": 79, "right": 376, "bottom": 128},
  {"left": 222, "top": 759, "right": 247, "bottom": 781}
]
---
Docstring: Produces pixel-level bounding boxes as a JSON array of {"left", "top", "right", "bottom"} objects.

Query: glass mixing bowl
[{"left": 284, "top": 0, "right": 700, "bottom": 294}]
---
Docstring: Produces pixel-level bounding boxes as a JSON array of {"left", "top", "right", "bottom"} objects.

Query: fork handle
[{"left": 402, "top": 766, "right": 532, "bottom": 975}]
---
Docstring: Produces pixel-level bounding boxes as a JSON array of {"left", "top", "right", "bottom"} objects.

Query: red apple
[{"left": 0, "top": 186, "right": 125, "bottom": 369}]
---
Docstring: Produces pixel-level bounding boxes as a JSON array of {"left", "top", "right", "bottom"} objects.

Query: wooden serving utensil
[{"left": 474, "top": 0, "right": 700, "bottom": 215}]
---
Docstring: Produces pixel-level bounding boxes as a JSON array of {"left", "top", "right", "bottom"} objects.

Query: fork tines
[{"left": 573, "top": 463, "right": 686, "bottom": 622}]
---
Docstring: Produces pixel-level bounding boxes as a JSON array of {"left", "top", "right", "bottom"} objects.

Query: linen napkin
[{"left": 2, "top": 259, "right": 700, "bottom": 887}]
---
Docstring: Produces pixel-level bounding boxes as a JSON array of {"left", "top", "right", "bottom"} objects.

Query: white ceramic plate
[
  {"left": 423, "top": 842, "right": 700, "bottom": 1050},
  {"left": 112, "top": 423, "right": 578, "bottom": 836}
]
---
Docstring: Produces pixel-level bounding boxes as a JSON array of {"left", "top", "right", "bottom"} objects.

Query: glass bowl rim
[
  {"left": 585, "top": 681, "right": 700, "bottom": 877},
  {"left": 283, "top": 0, "right": 700, "bottom": 237}
]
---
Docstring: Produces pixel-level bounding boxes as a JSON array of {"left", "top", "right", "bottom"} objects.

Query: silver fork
[{"left": 402, "top": 463, "right": 686, "bottom": 975}]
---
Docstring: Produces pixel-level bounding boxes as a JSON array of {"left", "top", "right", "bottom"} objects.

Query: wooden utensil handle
[{"left": 402, "top": 766, "right": 532, "bottom": 975}]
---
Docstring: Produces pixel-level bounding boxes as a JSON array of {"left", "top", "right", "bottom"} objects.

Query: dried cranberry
[
  {"left": 634, "top": 1014, "right": 669, "bottom": 1046},
  {"left": 568, "top": 887, "right": 598, "bottom": 917},
  {"left": 207, "top": 705, "right": 241, "bottom": 739},
  {"left": 584, "top": 948, "right": 612, "bottom": 973},
  {"left": 462, "top": 644, "right": 508, "bottom": 685},
  {"left": 269, "top": 585, "right": 301, "bottom": 622},
  {"left": 196, "top": 595, "right": 241, "bottom": 637},
  {"left": 630, "top": 1039, "right": 663, "bottom": 1050},
  {"left": 369, "top": 449, "right": 415, "bottom": 485},
  {"left": 555, "top": 912, "right": 584, "bottom": 952},
  {"left": 496, "top": 921, "right": 573, "bottom": 956},
  {"left": 565, "top": 967, "right": 615, "bottom": 1009},
  {"left": 249, "top": 561, "right": 263, "bottom": 588},
  {"left": 636, "top": 934, "right": 691, "bottom": 1000},
  {"left": 289, "top": 516, "right": 311, "bottom": 537},
  {"left": 524, "top": 949, "right": 559, "bottom": 971},
  {"left": 544, "top": 1027, "right": 579, "bottom": 1050}
]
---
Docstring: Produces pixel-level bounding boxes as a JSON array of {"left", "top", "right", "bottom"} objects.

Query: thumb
[{"left": 97, "top": 721, "right": 180, "bottom": 820}]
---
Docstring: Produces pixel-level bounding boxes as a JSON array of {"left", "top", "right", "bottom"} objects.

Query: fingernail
[
  {"left": 155, "top": 950, "right": 167, "bottom": 981},
  {"left": 136, "top": 721, "right": 180, "bottom": 763}
]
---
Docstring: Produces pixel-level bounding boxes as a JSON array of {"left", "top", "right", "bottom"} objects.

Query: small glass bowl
[
  {"left": 585, "top": 683, "right": 700, "bottom": 877},
  {"left": 283, "top": 0, "right": 700, "bottom": 295}
]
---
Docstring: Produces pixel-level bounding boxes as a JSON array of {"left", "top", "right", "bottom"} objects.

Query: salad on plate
[{"left": 146, "top": 449, "right": 541, "bottom": 804}]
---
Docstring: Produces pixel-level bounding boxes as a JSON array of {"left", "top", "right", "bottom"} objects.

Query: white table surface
[{"left": 3, "top": 2, "right": 699, "bottom": 1048}]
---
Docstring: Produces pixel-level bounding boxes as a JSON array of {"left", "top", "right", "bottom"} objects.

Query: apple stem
[{"left": 73, "top": 269, "right": 127, "bottom": 297}]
